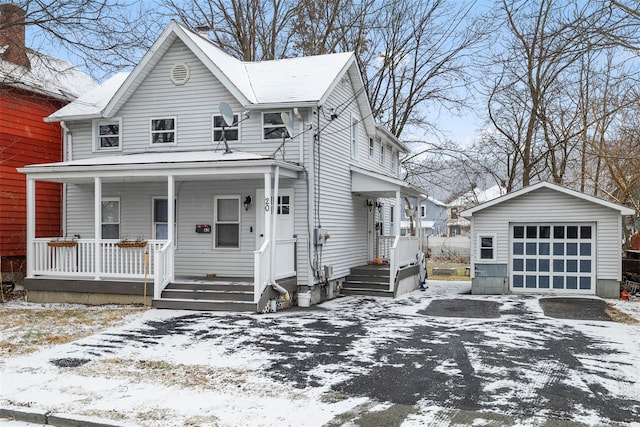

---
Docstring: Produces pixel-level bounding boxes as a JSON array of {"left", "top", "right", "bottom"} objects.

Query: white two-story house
[{"left": 19, "top": 21, "right": 424, "bottom": 311}]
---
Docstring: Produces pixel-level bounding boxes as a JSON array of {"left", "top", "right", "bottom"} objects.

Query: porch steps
[
  {"left": 341, "top": 265, "right": 394, "bottom": 297},
  {"left": 153, "top": 282, "right": 256, "bottom": 312}
]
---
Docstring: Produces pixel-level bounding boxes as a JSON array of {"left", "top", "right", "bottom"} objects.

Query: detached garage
[{"left": 461, "top": 182, "right": 635, "bottom": 298}]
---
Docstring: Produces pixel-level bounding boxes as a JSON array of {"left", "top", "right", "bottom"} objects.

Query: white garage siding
[{"left": 468, "top": 186, "right": 624, "bottom": 285}]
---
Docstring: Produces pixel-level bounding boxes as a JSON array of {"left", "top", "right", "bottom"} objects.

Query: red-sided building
[{"left": 0, "top": 4, "right": 95, "bottom": 276}]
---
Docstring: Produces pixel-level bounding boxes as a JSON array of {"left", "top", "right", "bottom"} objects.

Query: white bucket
[{"left": 297, "top": 292, "right": 311, "bottom": 307}]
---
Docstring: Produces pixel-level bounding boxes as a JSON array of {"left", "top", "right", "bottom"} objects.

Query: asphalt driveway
[{"left": 2, "top": 282, "right": 640, "bottom": 427}]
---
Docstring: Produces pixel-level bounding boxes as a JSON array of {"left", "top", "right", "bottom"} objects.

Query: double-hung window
[
  {"left": 151, "top": 117, "right": 176, "bottom": 144},
  {"left": 369, "top": 137, "right": 374, "bottom": 157},
  {"left": 262, "top": 112, "right": 290, "bottom": 140},
  {"left": 101, "top": 198, "right": 120, "bottom": 239},
  {"left": 479, "top": 234, "right": 496, "bottom": 261},
  {"left": 213, "top": 113, "right": 239, "bottom": 142},
  {"left": 379, "top": 143, "right": 385, "bottom": 165},
  {"left": 94, "top": 119, "right": 122, "bottom": 151},
  {"left": 214, "top": 196, "right": 240, "bottom": 248}
]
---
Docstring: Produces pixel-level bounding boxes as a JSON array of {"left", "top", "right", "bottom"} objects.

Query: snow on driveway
[{"left": 1, "top": 281, "right": 640, "bottom": 427}]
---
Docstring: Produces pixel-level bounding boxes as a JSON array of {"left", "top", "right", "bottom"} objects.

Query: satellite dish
[
  {"left": 219, "top": 102, "right": 235, "bottom": 127},
  {"left": 281, "top": 112, "right": 293, "bottom": 138}
]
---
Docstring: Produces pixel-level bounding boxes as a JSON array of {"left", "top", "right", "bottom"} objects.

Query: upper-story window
[
  {"left": 263, "top": 112, "right": 290, "bottom": 140},
  {"left": 213, "top": 113, "right": 239, "bottom": 142},
  {"left": 94, "top": 118, "right": 122, "bottom": 151},
  {"left": 421, "top": 205, "right": 426, "bottom": 218},
  {"left": 369, "top": 137, "right": 374, "bottom": 158},
  {"left": 379, "top": 143, "right": 385, "bottom": 165},
  {"left": 391, "top": 149, "right": 398, "bottom": 171},
  {"left": 150, "top": 117, "right": 176, "bottom": 145},
  {"left": 350, "top": 115, "right": 359, "bottom": 159}
]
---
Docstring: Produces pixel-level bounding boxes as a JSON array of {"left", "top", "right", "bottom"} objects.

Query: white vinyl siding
[{"left": 350, "top": 114, "right": 358, "bottom": 159}]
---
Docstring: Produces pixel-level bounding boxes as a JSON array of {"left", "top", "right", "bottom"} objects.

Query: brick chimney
[{"left": 0, "top": 3, "right": 30, "bottom": 68}]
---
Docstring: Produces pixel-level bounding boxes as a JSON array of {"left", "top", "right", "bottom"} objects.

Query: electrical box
[
  {"left": 314, "top": 228, "right": 330, "bottom": 245},
  {"left": 324, "top": 265, "right": 333, "bottom": 279},
  {"left": 195, "top": 224, "right": 211, "bottom": 233}
]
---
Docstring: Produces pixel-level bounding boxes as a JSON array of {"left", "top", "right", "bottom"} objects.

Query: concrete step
[
  {"left": 342, "top": 281, "right": 389, "bottom": 291},
  {"left": 344, "top": 275, "right": 389, "bottom": 285},
  {"left": 161, "top": 289, "right": 254, "bottom": 302},
  {"left": 340, "top": 288, "right": 394, "bottom": 298},
  {"left": 350, "top": 265, "right": 390, "bottom": 276},
  {"left": 152, "top": 298, "right": 256, "bottom": 312}
]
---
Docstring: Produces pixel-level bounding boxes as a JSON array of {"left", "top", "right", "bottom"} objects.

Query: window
[
  {"left": 153, "top": 198, "right": 177, "bottom": 241},
  {"left": 213, "top": 113, "right": 239, "bottom": 142},
  {"left": 262, "top": 112, "right": 290, "bottom": 140},
  {"left": 479, "top": 235, "right": 496, "bottom": 261},
  {"left": 101, "top": 198, "right": 120, "bottom": 239},
  {"left": 214, "top": 196, "right": 240, "bottom": 248},
  {"left": 369, "top": 137, "right": 374, "bottom": 157},
  {"left": 379, "top": 143, "right": 385, "bottom": 165},
  {"left": 151, "top": 118, "right": 176, "bottom": 144},
  {"left": 94, "top": 119, "right": 122, "bottom": 151},
  {"left": 390, "top": 206, "right": 395, "bottom": 229},
  {"left": 350, "top": 115, "right": 359, "bottom": 159},
  {"left": 391, "top": 149, "right": 397, "bottom": 171},
  {"left": 277, "top": 195, "right": 290, "bottom": 215},
  {"left": 421, "top": 205, "right": 426, "bottom": 218}
]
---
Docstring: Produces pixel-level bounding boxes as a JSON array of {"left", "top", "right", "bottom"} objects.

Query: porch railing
[
  {"left": 275, "top": 238, "right": 297, "bottom": 279},
  {"left": 378, "top": 236, "right": 395, "bottom": 260},
  {"left": 153, "top": 241, "right": 173, "bottom": 299},
  {"left": 388, "top": 236, "right": 420, "bottom": 292},
  {"left": 254, "top": 240, "right": 270, "bottom": 303},
  {"left": 32, "top": 238, "right": 166, "bottom": 278}
]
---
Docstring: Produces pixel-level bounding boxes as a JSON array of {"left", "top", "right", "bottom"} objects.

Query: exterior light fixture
[{"left": 243, "top": 195, "right": 252, "bottom": 211}]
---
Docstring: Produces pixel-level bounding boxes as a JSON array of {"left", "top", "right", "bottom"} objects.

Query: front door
[{"left": 256, "top": 189, "right": 295, "bottom": 279}]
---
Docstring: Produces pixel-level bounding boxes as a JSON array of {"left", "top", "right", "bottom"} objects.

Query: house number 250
[{"left": 264, "top": 198, "right": 270, "bottom": 212}]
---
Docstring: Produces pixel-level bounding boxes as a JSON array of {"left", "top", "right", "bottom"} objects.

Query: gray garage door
[{"left": 510, "top": 224, "right": 595, "bottom": 294}]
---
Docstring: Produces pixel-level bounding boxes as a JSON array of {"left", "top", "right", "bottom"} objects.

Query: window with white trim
[
  {"left": 150, "top": 117, "right": 176, "bottom": 144},
  {"left": 421, "top": 204, "right": 426, "bottom": 218},
  {"left": 262, "top": 112, "right": 290, "bottom": 140},
  {"left": 277, "top": 195, "right": 290, "bottom": 215},
  {"left": 213, "top": 113, "right": 239, "bottom": 142},
  {"left": 391, "top": 149, "right": 398, "bottom": 171},
  {"left": 101, "top": 198, "right": 120, "bottom": 239},
  {"left": 379, "top": 143, "right": 385, "bottom": 165},
  {"left": 479, "top": 234, "right": 496, "bottom": 261},
  {"left": 94, "top": 119, "right": 122, "bottom": 151},
  {"left": 214, "top": 196, "right": 240, "bottom": 248},
  {"left": 369, "top": 137, "right": 374, "bottom": 157},
  {"left": 153, "top": 198, "right": 177, "bottom": 242},
  {"left": 350, "top": 115, "right": 359, "bottom": 159}
]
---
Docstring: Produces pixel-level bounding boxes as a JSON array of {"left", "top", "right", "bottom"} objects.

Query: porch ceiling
[
  {"left": 350, "top": 166, "right": 424, "bottom": 198},
  {"left": 18, "top": 150, "right": 303, "bottom": 183}
]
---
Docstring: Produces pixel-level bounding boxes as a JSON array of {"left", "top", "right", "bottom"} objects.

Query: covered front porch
[
  {"left": 19, "top": 151, "right": 303, "bottom": 311},
  {"left": 345, "top": 166, "right": 426, "bottom": 296}
]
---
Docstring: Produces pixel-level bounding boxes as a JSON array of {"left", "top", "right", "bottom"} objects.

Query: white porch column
[
  {"left": 26, "top": 178, "right": 35, "bottom": 277},
  {"left": 264, "top": 171, "right": 272, "bottom": 282},
  {"left": 167, "top": 174, "right": 175, "bottom": 281},
  {"left": 395, "top": 190, "right": 401, "bottom": 236},
  {"left": 94, "top": 177, "right": 102, "bottom": 280},
  {"left": 270, "top": 166, "right": 280, "bottom": 283}
]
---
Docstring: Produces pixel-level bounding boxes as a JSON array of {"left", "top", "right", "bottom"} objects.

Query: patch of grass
[
  {"left": 427, "top": 262, "right": 471, "bottom": 281},
  {"left": 0, "top": 306, "right": 144, "bottom": 356},
  {"left": 606, "top": 304, "right": 639, "bottom": 324}
]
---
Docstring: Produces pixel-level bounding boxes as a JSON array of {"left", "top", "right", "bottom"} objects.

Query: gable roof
[
  {"left": 0, "top": 49, "right": 96, "bottom": 101},
  {"left": 461, "top": 181, "right": 635, "bottom": 216},
  {"left": 47, "top": 20, "right": 374, "bottom": 135}
]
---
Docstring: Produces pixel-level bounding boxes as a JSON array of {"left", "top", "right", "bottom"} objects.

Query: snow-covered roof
[
  {"left": 427, "top": 196, "right": 447, "bottom": 208},
  {"left": 461, "top": 181, "right": 636, "bottom": 217},
  {"left": 46, "top": 73, "right": 129, "bottom": 122},
  {"left": 0, "top": 50, "right": 96, "bottom": 101},
  {"left": 449, "top": 184, "right": 505, "bottom": 207},
  {"left": 47, "top": 21, "right": 368, "bottom": 129}
]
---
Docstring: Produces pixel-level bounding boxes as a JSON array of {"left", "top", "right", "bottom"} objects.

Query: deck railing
[
  {"left": 275, "top": 238, "right": 297, "bottom": 279},
  {"left": 32, "top": 238, "right": 166, "bottom": 278},
  {"left": 153, "top": 242, "right": 173, "bottom": 299},
  {"left": 388, "top": 236, "right": 420, "bottom": 292}
]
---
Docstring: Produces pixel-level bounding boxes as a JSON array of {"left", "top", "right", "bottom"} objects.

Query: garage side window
[{"left": 479, "top": 234, "right": 496, "bottom": 261}]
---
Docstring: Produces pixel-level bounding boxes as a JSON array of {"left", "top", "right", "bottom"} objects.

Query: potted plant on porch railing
[
  {"left": 116, "top": 236, "right": 148, "bottom": 248},
  {"left": 47, "top": 238, "right": 78, "bottom": 248}
]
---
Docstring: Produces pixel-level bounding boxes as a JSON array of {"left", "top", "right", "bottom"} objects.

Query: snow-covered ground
[{"left": 1, "top": 281, "right": 639, "bottom": 427}]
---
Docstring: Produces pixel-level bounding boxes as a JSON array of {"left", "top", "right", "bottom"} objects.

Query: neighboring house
[
  {"left": 0, "top": 4, "right": 95, "bottom": 281},
  {"left": 399, "top": 196, "right": 447, "bottom": 238},
  {"left": 19, "top": 21, "right": 424, "bottom": 311},
  {"left": 447, "top": 184, "right": 505, "bottom": 236},
  {"left": 461, "top": 181, "right": 634, "bottom": 297}
]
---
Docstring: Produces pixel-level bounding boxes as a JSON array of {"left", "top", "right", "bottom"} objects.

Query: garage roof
[{"left": 460, "top": 181, "right": 635, "bottom": 216}]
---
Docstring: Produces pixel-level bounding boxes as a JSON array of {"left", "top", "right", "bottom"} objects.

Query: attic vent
[{"left": 170, "top": 63, "right": 190, "bottom": 85}]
